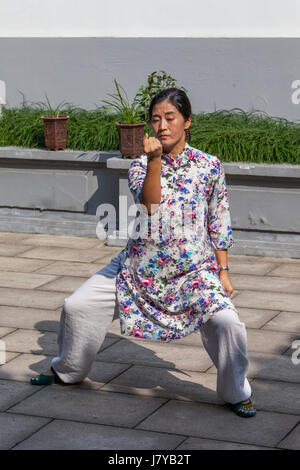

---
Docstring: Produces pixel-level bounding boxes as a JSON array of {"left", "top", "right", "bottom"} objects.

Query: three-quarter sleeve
[
  {"left": 128, "top": 157, "right": 147, "bottom": 204},
  {"left": 207, "top": 159, "right": 235, "bottom": 250}
]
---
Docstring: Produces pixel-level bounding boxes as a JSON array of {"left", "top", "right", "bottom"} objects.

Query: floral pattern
[{"left": 116, "top": 142, "right": 236, "bottom": 341}]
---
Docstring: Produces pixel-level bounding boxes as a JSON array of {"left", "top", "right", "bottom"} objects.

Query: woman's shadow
[{"left": 29, "top": 312, "right": 222, "bottom": 406}]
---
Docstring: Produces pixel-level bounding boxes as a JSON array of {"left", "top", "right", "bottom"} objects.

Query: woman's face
[{"left": 150, "top": 99, "right": 191, "bottom": 152}]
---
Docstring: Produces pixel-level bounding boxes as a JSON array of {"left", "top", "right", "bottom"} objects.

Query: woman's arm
[
  {"left": 214, "top": 248, "right": 234, "bottom": 297},
  {"left": 140, "top": 159, "right": 162, "bottom": 214},
  {"left": 140, "top": 134, "right": 163, "bottom": 214}
]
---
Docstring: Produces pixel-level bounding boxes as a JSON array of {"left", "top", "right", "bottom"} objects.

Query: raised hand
[{"left": 143, "top": 133, "right": 163, "bottom": 161}]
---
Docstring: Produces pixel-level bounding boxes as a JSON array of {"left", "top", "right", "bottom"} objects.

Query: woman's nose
[{"left": 159, "top": 119, "right": 168, "bottom": 131}]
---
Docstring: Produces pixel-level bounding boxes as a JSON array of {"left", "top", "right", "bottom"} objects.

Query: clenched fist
[{"left": 143, "top": 133, "right": 162, "bottom": 161}]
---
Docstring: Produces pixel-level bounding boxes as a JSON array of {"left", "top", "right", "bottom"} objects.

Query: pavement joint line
[
  {"left": 27, "top": 260, "right": 62, "bottom": 273},
  {"left": 132, "top": 397, "right": 171, "bottom": 430},
  {"left": 274, "top": 417, "right": 300, "bottom": 449},
  {"left": 0, "top": 303, "right": 65, "bottom": 311},
  {"left": 8, "top": 417, "right": 55, "bottom": 451},
  {"left": 203, "top": 370, "right": 300, "bottom": 384},
  {"left": 0, "top": 325, "right": 59, "bottom": 332},
  {"left": 264, "top": 265, "right": 288, "bottom": 275},
  {"left": 3, "top": 383, "right": 48, "bottom": 413},
  {"left": 258, "top": 311, "right": 284, "bottom": 329},
  {"left": 172, "top": 435, "right": 191, "bottom": 450},
  {"left": 5, "top": 415, "right": 192, "bottom": 447},
  {"left": 281, "top": 344, "right": 298, "bottom": 355},
  {"left": 0, "top": 327, "right": 19, "bottom": 339},
  {"left": 3, "top": 377, "right": 300, "bottom": 417},
  {"left": 99, "top": 362, "right": 135, "bottom": 387},
  {"left": 172, "top": 433, "right": 278, "bottom": 450}
]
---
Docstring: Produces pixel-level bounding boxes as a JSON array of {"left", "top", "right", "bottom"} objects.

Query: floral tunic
[{"left": 116, "top": 142, "right": 236, "bottom": 342}]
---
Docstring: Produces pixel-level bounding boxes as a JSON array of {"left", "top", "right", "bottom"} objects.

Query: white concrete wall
[{"left": 1, "top": 0, "right": 300, "bottom": 37}]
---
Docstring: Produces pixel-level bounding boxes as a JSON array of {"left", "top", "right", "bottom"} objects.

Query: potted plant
[
  {"left": 135, "top": 70, "right": 188, "bottom": 122},
  {"left": 102, "top": 79, "right": 146, "bottom": 158},
  {"left": 39, "top": 94, "right": 69, "bottom": 151}
]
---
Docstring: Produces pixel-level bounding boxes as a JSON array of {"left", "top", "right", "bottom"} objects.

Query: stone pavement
[{"left": 0, "top": 231, "right": 299, "bottom": 450}]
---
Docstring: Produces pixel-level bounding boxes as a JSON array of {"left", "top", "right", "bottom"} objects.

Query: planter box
[{"left": 0, "top": 146, "right": 300, "bottom": 258}]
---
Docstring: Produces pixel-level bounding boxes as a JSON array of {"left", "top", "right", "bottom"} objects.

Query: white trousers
[{"left": 51, "top": 255, "right": 252, "bottom": 404}]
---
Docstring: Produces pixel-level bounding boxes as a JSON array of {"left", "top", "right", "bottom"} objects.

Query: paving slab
[
  {"left": 101, "top": 364, "right": 224, "bottom": 404},
  {"left": 34, "top": 260, "right": 106, "bottom": 277},
  {"left": 0, "top": 271, "right": 58, "bottom": 289},
  {"left": 228, "top": 254, "right": 300, "bottom": 265},
  {"left": 13, "top": 419, "right": 185, "bottom": 450},
  {"left": 207, "top": 351, "right": 300, "bottom": 384},
  {"left": 0, "top": 233, "right": 299, "bottom": 450},
  {"left": 235, "top": 307, "right": 280, "bottom": 329},
  {"left": 20, "top": 234, "right": 101, "bottom": 249},
  {"left": 233, "top": 290, "right": 300, "bottom": 313},
  {"left": 0, "top": 244, "right": 34, "bottom": 257},
  {"left": 3, "top": 329, "right": 58, "bottom": 356},
  {"left": 0, "top": 379, "right": 38, "bottom": 411},
  {"left": 9, "top": 386, "right": 168, "bottom": 428},
  {"left": 230, "top": 273, "right": 300, "bottom": 294},
  {"left": 262, "top": 311, "right": 300, "bottom": 333},
  {"left": 249, "top": 378, "right": 300, "bottom": 415},
  {"left": 0, "top": 232, "right": 31, "bottom": 242},
  {"left": 277, "top": 423, "right": 300, "bottom": 450},
  {"left": 0, "top": 412, "right": 51, "bottom": 450},
  {"left": 96, "top": 338, "right": 213, "bottom": 372},
  {"left": 0, "top": 353, "right": 60, "bottom": 382},
  {"left": 18, "top": 246, "right": 103, "bottom": 263},
  {"left": 266, "top": 263, "right": 300, "bottom": 278},
  {"left": 0, "top": 256, "right": 54, "bottom": 273},
  {"left": 2, "top": 328, "right": 120, "bottom": 356},
  {"left": 36, "top": 275, "right": 89, "bottom": 293},
  {"left": 227, "top": 261, "right": 279, "bottom": 276},
  {"left": 0, "top": 327, "right": 16, "bottom": 338},
  {"left": 0, "top": 306, "right": 61, "bottom": 331},
  {"left": 246, "top": 329, "right": 298, "bottom": 354},
  {"left": 0, "top": 287, "right": 68, "bottom": 310},
  {"left": 176, "top": 436, "right": 274, "bottom": 450},
  {"left": 136, "top": 400, "right": 299, "bottom": 448}
]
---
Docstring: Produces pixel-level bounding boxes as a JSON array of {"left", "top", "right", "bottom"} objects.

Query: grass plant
[{"left": 0, "top": 103, "right": 299, "bottom": 164}]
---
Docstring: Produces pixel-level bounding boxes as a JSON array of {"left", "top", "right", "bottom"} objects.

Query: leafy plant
[
  {"left": 102, "top": 79, "right": 143, "bottom": 124},
  {"left": 135, "top": 70, "right": 188, "bottom": 121},
  {"left": 35, "top": 93, "right": 69, "bottom": 117}
]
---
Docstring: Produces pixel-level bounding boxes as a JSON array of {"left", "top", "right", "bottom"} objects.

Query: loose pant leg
[
  {"left": 51, "top": 254, "right": 121, "bottom": 384},
  {"left": 200, "top": 307, "right": 252, "bottom": 404}
]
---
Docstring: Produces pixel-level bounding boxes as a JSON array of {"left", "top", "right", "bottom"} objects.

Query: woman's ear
[{"left": 184, "top": 115, "right": 192, "bottom": 131}]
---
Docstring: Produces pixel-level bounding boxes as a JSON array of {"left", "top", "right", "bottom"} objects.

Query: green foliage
[
  {"left": 102, "top": 79, "right": 143, "bottom": 124},
  {"left": 189, "top": 108, "right": 300, "bottom": 164},
  {"left": 35, "top": 93, "right": 70, "bottom": 117},
  {"left": 135, "top": 70, "right": 188, "bottom": 121},
  {"left": 1, "top": 94, "right": 300, "bottom": 164}
]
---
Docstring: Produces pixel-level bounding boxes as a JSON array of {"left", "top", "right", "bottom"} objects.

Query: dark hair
[{"left": 148, "top": 88, "right": 192, "bottom": 142}]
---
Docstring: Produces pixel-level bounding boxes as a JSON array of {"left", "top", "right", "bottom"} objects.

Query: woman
[{"left": 31, "top": 88, "right": 256, "bottom": 418}]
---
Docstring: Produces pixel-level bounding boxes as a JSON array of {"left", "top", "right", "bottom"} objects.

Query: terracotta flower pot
[
  {"left": 41, "top": 115, "right": 69, "bottom": 151},
  {"left": 116, "top": 121, "right": 147, "bottom": 158}
]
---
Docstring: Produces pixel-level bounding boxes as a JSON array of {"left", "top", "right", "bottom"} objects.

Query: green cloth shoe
[
  {"left": 30, "top": 373, "right": 56, "bottom": 385},
  {"left": 230, "top": 398, "right": 256, "bottom": 417},
  {"left": 30, "top": 367, "right": 63, "bottom": 386}
]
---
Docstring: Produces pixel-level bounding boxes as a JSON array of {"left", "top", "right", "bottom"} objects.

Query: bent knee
[
  {"left": 213, "top": 307, "right": 245, "bottom": 332},
  {"left": 63, "top": 294, "right": 85, "bottom": 317}
]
